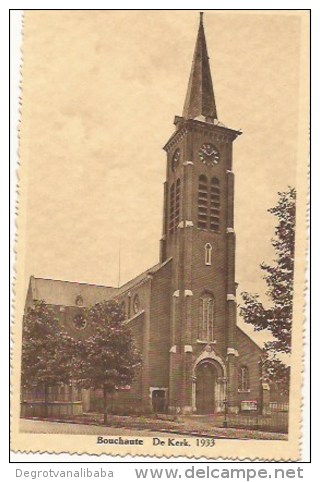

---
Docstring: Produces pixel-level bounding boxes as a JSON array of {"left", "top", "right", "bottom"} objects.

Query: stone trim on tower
[
  {"left": 184, "top": 290, "right": 193, "bottom": 297},
  {"left": 227, "top": 347, "right": 239, "bottom": 356},
  {"left": 227, "top": 294, "right": 236, "bottom": 301},
  {"left": 183, "top": 161, "right": 194, "bottom": 166}
]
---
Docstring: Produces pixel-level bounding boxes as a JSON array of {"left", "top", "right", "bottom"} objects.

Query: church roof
[
  {"left": 28, "top": 276, "right": 118, "bottom": 308},
  {"left": 114, "top": 257, "right": 172, "bottom": 297},
  {"left": 27, "top": 258, "right": 172, "bottom": 308},
  {"left": 182, "top": 13, "right": 217, "bottom": 121},
  {"left": 236, "top": 325, "right": 264, "bottom": 351}
]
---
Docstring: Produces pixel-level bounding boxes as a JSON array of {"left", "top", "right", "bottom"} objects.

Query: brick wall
[
  {"left": 149, "top": 262, "right": 172, "bottom": 388},
  {"left": 236, "top": 327, "right": 262, "bottom": 405}
]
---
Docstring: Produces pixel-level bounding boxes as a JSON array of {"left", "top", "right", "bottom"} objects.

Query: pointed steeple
[{"left": 182, "top": 13, "right": 217, "bottom": 122}]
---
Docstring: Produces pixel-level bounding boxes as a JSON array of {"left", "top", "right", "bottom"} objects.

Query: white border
[{"left": 5, "top": 0, "right": 313, "bottom": 469}]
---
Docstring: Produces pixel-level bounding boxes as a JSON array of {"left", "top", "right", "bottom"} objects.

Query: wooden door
[{"left": 152, "top": 390, "right": 166, "bottom": 413}]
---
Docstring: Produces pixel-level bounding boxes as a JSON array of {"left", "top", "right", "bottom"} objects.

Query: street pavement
[
  {"left": 20, "top": 418, "right": 287, "bottom": 440},
  {"left": 19, "top": 419, "right": 184, "bottom": 438}
]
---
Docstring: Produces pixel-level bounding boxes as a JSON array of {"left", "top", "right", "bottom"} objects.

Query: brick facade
[{"left": 22, "top": 15, "right": 265, "bottom": 416}]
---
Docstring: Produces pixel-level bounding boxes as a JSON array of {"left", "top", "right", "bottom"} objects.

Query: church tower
[{"left": 160, "top": 13, "right": 242, "bottom": 414}]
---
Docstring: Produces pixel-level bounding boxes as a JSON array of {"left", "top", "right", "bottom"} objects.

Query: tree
[
  {"left": 260, "top": 357, "right": 291, "bottom": 399},
  {"left": 240, "top": 187, "right": 296, "bottom": 393},
  {"left": 79, "top": 300, "right": 142, "bottom": 425},
  {"left": 21, "top": 300, "right": 80, "bottom": 416}
]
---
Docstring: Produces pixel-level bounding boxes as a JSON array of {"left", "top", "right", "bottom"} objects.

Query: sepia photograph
[{"left": 11, "top": 9, "right": 309, "bottom": 460}]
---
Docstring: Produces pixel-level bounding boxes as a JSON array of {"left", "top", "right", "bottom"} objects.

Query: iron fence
[
  {"left": 225, "top": 412, "right": 288, "bottom": 433},
  {"left": 20, "top": 385, "right": 83, "bottom": 419}
]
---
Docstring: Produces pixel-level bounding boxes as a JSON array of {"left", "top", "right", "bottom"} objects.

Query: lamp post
[
  {"left": 174, "top": 398, "right": 178, "bottom": 420},
  {"left": 258, "top": 356, "right": 268, "bottom": 415},
  {"left": 222, "top": 376, "right": 228, "bottom": 428}
]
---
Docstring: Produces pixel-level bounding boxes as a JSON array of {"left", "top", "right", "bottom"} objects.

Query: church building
[{"left": 24, "top": 14, "right": 267, "bottom": 415}]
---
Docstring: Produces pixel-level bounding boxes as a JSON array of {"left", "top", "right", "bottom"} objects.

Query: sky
[{"left": 19, "top": 10, "right": 306, "bottom": 347}]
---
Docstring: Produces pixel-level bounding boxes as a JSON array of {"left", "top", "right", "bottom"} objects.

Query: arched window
[
  {"left": 133, "top": 293, "right": 140, "bottom": 314},
  {"left": 198, "top": 175, "right": 208, "bottom": 229},
  {"left": 127, "top": 292, "right": 132, "bottom": 319},
  {"left": 169, "top": 179, "right": 180, "bottom": 234},
  {"left": 238, "top": 366, "right": 250, "bottom": 391},
  {"left": 210, "top": 177, "right": 220, "bottom": 232},
  {"left": 169, "top": 183, "right": 175, "bottom": 234},
  {"left": 75, "top": 295, "right": 84, "bottom": 307},
  {"left": 199, "top": 293, "right": 215, "bottom": 341},
  {"left": 205, "top": 243, "right": 212, "bottom": 265}
]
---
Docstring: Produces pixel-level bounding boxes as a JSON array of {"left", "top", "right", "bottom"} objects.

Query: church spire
[{"left": 182, "top": 13, "right": 218, "bottom": 122}]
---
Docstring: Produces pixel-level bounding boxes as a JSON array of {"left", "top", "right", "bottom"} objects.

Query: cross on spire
[{"left": 182, "top": 13, "right": 218, "bottom": 121}]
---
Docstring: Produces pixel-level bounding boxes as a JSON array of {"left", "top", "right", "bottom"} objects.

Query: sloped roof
[
  {"left": 29, "top": 277, "right": 118, "bottom": 307},
  {"left": 28, "top": 258, "right": 172, "bottom": 308},
  {"left": 236, "top": 325, "right": 264, "bottom": 351},
  {"left": 182, "top": 13, "right": 217, "bottom": 121},
  {"left": 113, "top": 257, "right": 172, "bottom": 297}
]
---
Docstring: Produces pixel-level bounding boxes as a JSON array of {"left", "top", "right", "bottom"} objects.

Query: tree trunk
[{"left": 103, "top": 386, "right": 108, "bottom": 425}]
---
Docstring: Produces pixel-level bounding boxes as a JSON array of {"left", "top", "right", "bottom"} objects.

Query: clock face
[
  {"left": 171, "top": 148, "right": 180, "bottom": 172},
  {"left": 199, "top": 143, "right": 220, "bottom": 166}
]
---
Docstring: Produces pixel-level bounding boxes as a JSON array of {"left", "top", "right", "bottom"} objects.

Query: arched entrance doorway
[
  {"left": 196, "top": 361, "right": 217, "bottom": 414},
  {"left": 192, "top": 349, "right": 226, "bottom": 413}
]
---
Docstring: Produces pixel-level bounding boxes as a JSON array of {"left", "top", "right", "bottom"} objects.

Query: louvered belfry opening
[
  {"left": 175, "top": 179, "right": 180, "bottom": 230},
  {"left": 169, "top": 179, "right": 181, "bottom": 235},
  {"left": 198, "top": 175, "right": 220, "bottom": 231},
  {"left": 169, "top": 183, "right": 175, "bottom": 234},
  {"left": 198, "top": 175, "right": 208, "bottom": 229},
  {"left": 210, "top": 177, "right": 220, "bottom": 231}
]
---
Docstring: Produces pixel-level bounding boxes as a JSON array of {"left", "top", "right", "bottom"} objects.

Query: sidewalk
[{"left": 21, "top": 414, "right": 288, "bottom": 440}]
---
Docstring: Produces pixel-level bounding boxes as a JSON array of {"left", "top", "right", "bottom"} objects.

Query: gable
[{"left": 236, "top": 325, "right": 264, "bottom": 353}]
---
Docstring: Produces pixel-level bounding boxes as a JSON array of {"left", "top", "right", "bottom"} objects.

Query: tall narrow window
[
  {"left": 205, "top": 243, "right": 212, "bottom": 265},
  {"left": 198, "top": 175, "right": 208, "bottom": 229},
  {"left": 169, "top": 179, "right": 180, "bottom": 234},
  {"left": 210, "top": 177, "right": 220, "bottom": 231},
  {"left": 169, "top": 183, "right": 175, "bottom": 234},
  {"left": 199, "top": 293, "right": 215, "bottom": 341},
  {"left": 175, "top": 179, "right": 180, "bottom": 230},
  {"left": 238, "top": 366, "right": 250, "bottom": 391}
]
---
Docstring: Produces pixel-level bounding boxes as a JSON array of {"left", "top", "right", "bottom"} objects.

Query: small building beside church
[{"left": 23, "top": 14, "right": 269, "bottom": 416}]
